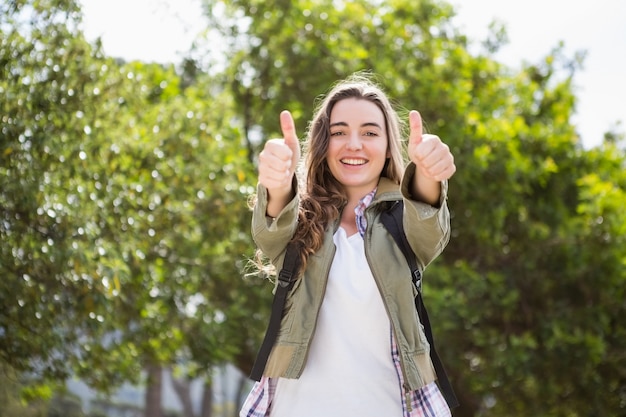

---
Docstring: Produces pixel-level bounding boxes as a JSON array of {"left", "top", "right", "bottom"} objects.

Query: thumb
[
  {"left": 409, "top": 110, "right": 423, "bottom": 147},
  {"left": 280, "top": 110, "right": 299, "bottom": 154}
]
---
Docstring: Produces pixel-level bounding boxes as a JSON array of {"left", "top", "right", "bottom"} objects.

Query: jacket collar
[{"left": 372, "top": 177, "right": 402, "bottom": 204}]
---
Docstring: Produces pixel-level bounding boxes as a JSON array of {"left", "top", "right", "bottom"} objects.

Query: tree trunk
[
  {"left": 448, "top": 374, "right": 479, "bottom": 417},
  {"left": 233, "top": 373, "right": 247, "bottom": 417},
  {"left": 144, "top": 364, "right": 163, "bottom": 417},
  {"left": 170, "top": 369, "right": 196, "bottom": 417},
  {"left": 200, "top": 379, "right": 213, "bottom": 417}
]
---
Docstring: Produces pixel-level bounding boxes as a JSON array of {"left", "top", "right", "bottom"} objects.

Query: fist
[
  {"left": 258, "top": 110, "right": 301, "bottom": 192},
  {"left": 408, "top": 110, "right": 456, "bottom": 182}
]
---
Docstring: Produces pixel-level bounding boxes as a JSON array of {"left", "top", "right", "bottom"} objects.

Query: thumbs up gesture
[
  {"left": 258, "top": 111, "right": 301, "bottom": 216},
  {"left": 408, "top": 110, "right": 456, "bottom": 182},
  {"left": 407, "top": 111, "right": 456, "bottom": 205}
]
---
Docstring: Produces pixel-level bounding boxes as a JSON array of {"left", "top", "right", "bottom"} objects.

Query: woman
[{"left": 240, "top": 74, "right": 456, "bottom": 417}]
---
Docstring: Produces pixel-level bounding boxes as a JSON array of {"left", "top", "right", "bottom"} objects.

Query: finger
[
  {"left": 416, "top": 133, "right": 438, "bottom": 161},
  {"left": 259, "top": 168, "right": 292, "bottom": 186},
  {"left": 422, "top": 157, "right": 456, "bottom": 181},
  {"left": 259, "top": 143, "right": 293, "bottom": 173},
  {"left": 418, "top": 138, "right": 448, "bottom": 166},
  {"left": 258, "top": 155, "right": 293, "bottom": 189},
  {"left": 432, "top": 164, "right": 456, "bottom": 181},
  {"left": 258, "top": 174, "right": 292, "bottom": 191},
  {"left": 409, "top": 110, "right": 423, "bottom": 146},
  {"left": 280, "top": 110, "right": 299, "bottom": 154},
  {"left": 418, "top": 144, "right": 456, "bottom": 180},
  {"left": 262, "top": 139, "right": 293, "bottom": 162}
]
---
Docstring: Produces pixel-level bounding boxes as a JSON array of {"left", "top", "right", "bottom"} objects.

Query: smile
[{"left": 341, "top": 158, "right": 367, "bottom": 166}]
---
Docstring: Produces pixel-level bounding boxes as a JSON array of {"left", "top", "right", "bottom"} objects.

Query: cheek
[
  {"left": 324, "top": 144, "right": 339, "bottom": 167},
  {"left": 326, "top": 140, "right": 341, "bottom": 158},
  {"left": 377, "top": 141, "right": 390, "bottom": 158},
  {"left": 384, "top": 139, "right": 392, "bottom": 158}
]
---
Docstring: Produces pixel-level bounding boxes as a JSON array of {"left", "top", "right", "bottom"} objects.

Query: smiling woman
[{"left": 243, "top": 73, "right": 457, "bottom": 416}]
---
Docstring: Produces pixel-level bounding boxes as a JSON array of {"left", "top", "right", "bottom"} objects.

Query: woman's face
[{"left": 326, "top": 97, "right": 389, "bottom": 199}]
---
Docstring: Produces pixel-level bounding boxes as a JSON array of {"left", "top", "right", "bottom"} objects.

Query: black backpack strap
[
  {"left": 381, "top": 201, "right": 459, "bottom": 409},
  {"left": 249, "top": 242, "right": 301, "bottom": 381}
]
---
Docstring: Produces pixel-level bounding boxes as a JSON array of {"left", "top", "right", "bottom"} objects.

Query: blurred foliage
[
  {"left": 0, "top": 363, "right": 46, "bottom": 417},
  {"left": 1, "top": 0, "right": 625, "bottom": 416},
  {"left": 1, "top": 0, "right": 264, "bottom": 399}
]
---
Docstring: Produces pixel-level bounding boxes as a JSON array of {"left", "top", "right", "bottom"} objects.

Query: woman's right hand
[{"left": 258, "top": 110, "right": 301, "bottom": 217}]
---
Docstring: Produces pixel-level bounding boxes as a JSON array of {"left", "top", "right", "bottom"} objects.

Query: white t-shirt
[{"left": 270, "top": 227, "right": 403, "bottom": 417}]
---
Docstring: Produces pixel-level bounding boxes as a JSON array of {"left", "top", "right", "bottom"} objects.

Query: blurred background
[{"left": 1, "top": 0, "right": 624, "bottom": 416}]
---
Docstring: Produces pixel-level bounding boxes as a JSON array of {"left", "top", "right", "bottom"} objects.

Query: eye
[
  {"left": 364, "top": 131, "right": 379, "bottom": 137},
  {"left": 330, "top": 130, "right": 345, "bottom": 136}
]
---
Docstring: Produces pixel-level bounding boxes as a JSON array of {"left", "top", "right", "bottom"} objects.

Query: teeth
[{"left": 341, "top": 158, "right": 366, "bottom": 166}]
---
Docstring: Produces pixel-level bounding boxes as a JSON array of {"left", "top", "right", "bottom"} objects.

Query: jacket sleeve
[
  {"left": 251, "top": 180, "right": 300, "bottom": 266},
  {"left": 399, "top": 162, "right": 451, "bottom": 270}
]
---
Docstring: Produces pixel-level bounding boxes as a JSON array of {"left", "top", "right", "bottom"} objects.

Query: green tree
[
  {"left": 0, "top": 0, "right": 114, "bottom": 383},
  {"left": 70, "top": 61, "right": 263, "bottom": 415},
  {"left": 2, "top": 2, "right": 266, "bottom": 416},
  {"left": 428, "top": 47, "right": 626, "bottom": 416},
  {"left": 0, "top": 363, "right": 48, "bottom": 417}
]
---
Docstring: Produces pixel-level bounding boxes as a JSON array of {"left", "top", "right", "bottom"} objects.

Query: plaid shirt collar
[{"left": 355, "top": 188, "right": 377, "bottom": 238}]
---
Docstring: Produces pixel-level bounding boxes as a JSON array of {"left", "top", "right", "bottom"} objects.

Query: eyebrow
[{"left": 329, "top": 121, "right": 383, "bottom": 129}]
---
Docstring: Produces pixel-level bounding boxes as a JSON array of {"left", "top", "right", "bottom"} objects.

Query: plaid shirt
[{"left": 240, "top": 189, "right": 451, "bottom": 417}]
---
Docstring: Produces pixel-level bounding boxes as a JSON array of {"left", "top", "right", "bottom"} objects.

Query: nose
[{"left": 346, "top": 132, "right": 362, "bottom": 150}]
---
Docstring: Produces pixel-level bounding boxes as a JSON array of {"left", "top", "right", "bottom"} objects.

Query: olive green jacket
[{"left": 252, "top": 163, "right": 450, "bottom": 392}]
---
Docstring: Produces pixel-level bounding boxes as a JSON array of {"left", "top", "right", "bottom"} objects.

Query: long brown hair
[{"left": 289, "top": 74, "right": 406, "bottom": 271}]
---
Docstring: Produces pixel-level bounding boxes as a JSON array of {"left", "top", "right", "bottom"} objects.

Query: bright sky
[{"left": 80, "top": 0, "right": 625, "bottom": 148}]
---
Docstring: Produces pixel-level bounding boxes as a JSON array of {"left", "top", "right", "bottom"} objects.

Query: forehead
[{"left": 330, "top": 97, "right": 385, "bottom": 125}]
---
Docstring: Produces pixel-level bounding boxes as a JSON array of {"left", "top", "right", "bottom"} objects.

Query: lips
[{"left": 340, "top": 158, "right": 367, "bottom": 166}]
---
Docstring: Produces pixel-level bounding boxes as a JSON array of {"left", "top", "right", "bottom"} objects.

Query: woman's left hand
[{"left": 408, "top": 110, "right": 456, "bottom": 182}]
